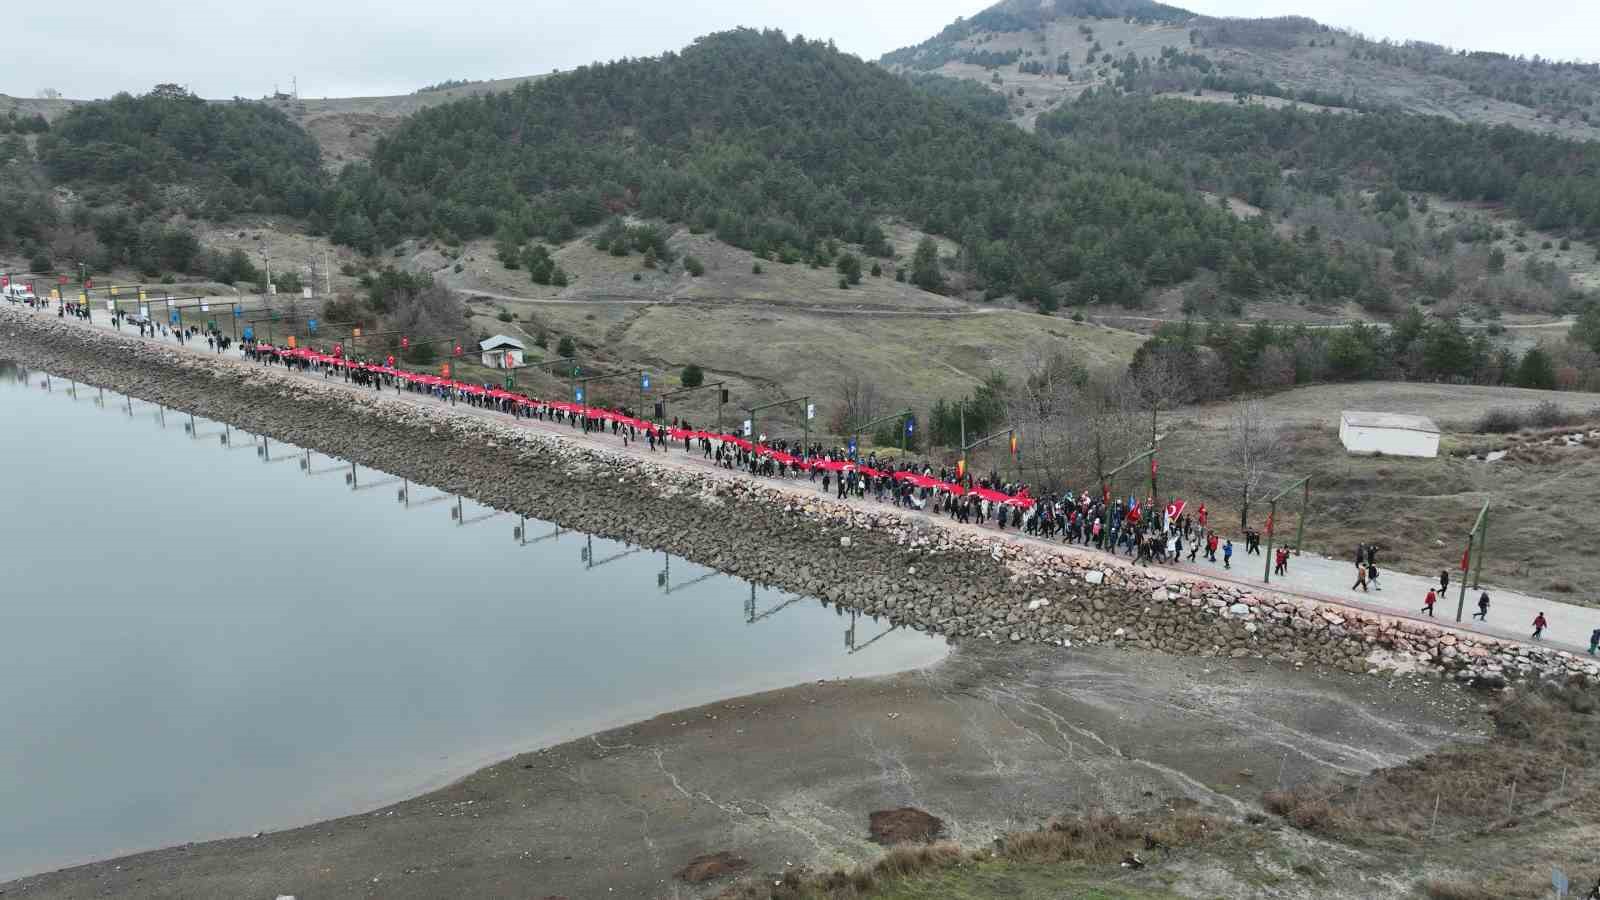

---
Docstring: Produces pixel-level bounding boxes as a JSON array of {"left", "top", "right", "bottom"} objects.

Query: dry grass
[
  {"left": 1151, "top": 385, "right": 1600, "bottom": 603},
  {"left": 1261, "top": 686, "right": 1600, "bottom": 844},
  {"left": 718, "top": 811, "right": 1226, "bottom": 900},
  {"left": 1421, "top": 880, "right": 1505, "bottom": 900}
]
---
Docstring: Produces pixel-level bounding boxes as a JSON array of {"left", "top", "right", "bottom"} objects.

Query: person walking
[
  {"left": 1421, "top": 588, "right": 1436, "bottom": 617},
  {"left": 1367, "top": 561, "right": 1381, "bottom": 592},
  {"left": 1222, "top": 539, "right": 1233, "bottom": 570},
  {"left": 1351, "top": 562, "right": 1369, "bottom": 592},
  {"left": 1473, "top": 592, "right": 1490, "bottom": 621},
  {"left": 1590, "top": 628, "right": 1600, "bottom": 656},
  {"left": 1532, "top": 612, "right": 1548, "bottom": 641},
  {"left": 1439, "top": 569, "right": 1450, "bottom": 594}
]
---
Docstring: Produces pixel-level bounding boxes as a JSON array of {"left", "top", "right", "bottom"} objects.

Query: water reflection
[
  {"left": 0, "top": 361, "right": 948, "bottom": 880},
  {"left": 3, "top": 362, "right": 916, "bottom": 651}
]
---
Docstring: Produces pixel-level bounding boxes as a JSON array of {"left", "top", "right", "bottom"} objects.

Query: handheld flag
[
  {"left": 957, "top": 458, "right": 966, "bottom": 479},
  {"left": 1461, "top": 546, "right": 1471, "bottom": 572},
  {"left": 1010, "top": 432, "right": 1018, "bottom": 458}
]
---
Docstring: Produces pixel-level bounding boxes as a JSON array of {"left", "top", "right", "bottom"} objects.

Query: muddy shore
[{"left": 3, "top": 642, "right": 1483, "bottom": 899}]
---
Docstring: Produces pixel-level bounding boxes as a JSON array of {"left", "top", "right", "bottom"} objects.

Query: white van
[{"left": 2, "top": 282, "right": 38, "bottom": 303}]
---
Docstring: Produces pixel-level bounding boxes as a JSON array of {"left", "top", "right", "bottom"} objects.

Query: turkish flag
[{"left": 1461, "top": 547, "right": 1471, "bottom": 572}]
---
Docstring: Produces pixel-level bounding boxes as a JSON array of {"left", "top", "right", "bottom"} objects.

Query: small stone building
[
  {"left": 1338, "top": 410, "right": 1440, "bottom": 458},
  {"left": 479, "top": 335, "right": 526, "bottom": 369}
]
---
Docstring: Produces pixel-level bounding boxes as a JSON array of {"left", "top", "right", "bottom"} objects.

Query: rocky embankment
[{"left": 4, "top": 307, "right": 1594, "bottom": 691}]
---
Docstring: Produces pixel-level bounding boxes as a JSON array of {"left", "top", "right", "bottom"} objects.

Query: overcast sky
[{"left": 3, "top": 0, "right": 1594, "bottom": 100}]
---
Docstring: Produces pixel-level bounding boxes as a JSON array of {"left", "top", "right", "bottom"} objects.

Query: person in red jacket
[
  {"left": 1421, "top": 589, "right": 1436, "bottom": 617},
  {"left": 1533, "top": 612, "right": 1549, "bottom": 640}
]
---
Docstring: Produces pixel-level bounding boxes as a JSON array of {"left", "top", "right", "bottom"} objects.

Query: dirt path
[{"left": 0, "top": 643, "right": 1484, "bottom": 899}]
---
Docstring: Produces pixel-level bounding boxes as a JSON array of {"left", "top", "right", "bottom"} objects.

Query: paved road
[{"left": 28, "top": 301, "right": 1600, "bottom": 656}]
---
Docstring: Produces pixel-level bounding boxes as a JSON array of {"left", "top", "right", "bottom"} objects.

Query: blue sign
[
  {"left": 641, "top": 374, "right": 650, "bottom": 390},
  {"left": 233, "top": 306, "right": 242, "bottom": 317},
  {"left": 574, "top": 388, "right": 585, "bottom": 403},
  {"left": 243, "top": 327, "right": 255, "bottom": 341},
  {"left": 307, "top": 318, "right": 318, "bottom": 334},
  {"left": 169, "top": 310, "right": 180, "bottom": 324},
  {"left": 906, "top": 418, "right": 915, "bottom": 434}
]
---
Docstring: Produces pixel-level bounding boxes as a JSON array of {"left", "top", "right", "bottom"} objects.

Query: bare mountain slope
[{"left": 881, "top": 0, "right": 1600, "bottom": 139}]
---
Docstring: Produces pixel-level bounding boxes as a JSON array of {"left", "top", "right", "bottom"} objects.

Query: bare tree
[
  {"left": 1225, "top": 397, "right": 1284, "bottom": 532},
  {"left": 36, "top": 88, "right": 61, "bottom": 100},
  {"left": 831, "top": 373, "right": 879, "bottom": 439},
  {"left": 1005, "top": 344, "right": 1087, "bottom": 491},
  {"left": 1129, "top": 346, "right": 1194, "bottom": 502}
]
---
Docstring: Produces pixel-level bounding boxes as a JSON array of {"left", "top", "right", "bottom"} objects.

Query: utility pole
[{"left": 1456, "top": 502, "right": 1490, "bottom": 621}]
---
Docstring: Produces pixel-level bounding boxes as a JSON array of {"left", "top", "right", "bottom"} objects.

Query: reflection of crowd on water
[{"left": 236, "top": 340, "right": 1257, "bottom": 575}]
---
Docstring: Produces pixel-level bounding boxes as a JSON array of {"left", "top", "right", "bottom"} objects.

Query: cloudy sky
[{"left": 4, "top": 0, "right": 1594, "bottom": 100}]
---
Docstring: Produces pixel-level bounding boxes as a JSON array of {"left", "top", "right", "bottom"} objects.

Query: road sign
[
  {"left": 806, "top": 403, "right": 815, "bottom": 420},
  {"left": 574, "top": 387, "right": 585, "bottom": 403},
  {"left": 233, "top": 306, "right": 242, "bottom": 317},
  {"left": 140, "top": 305, "right": 149, "bottom": 317},
  {"left": 307, "top": 318, "right": 318, "bottom": 334},
  {"left": 243, "top": 327, "right": 255, "bottom": 341},
  {"left": 743, "top": 419, "right": 752, "bottom": 437},
  {"left": 287, "top": 336, "right": 298, "bottom": 349},
  {"left": 401, "top": 336, "right": 409, "bottom": 350},
  {"left": 200, "top": 303, "right": 210, "bottom": 313},
  {"left": 906, "top": 417, "right": 915, "bottom": 434},
  {"left": 440, "top": 362, "right": 451, "bottom": 378},
  {"left": 453, "top": 343, "right": 462, "bottom": 357},
  {"left": 169, "top": 310, "right": 179, "bottom": 325},
  {"left": 641, "top": 374, "right": 650, "bottom": 390},
  {"left": 351, "top": 326, "right": 362, "bottom": 337}
]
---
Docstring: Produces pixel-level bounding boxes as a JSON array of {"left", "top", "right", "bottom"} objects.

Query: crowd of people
[{"left": 14, "top": 295, "right": 1594, "bottom": 651}]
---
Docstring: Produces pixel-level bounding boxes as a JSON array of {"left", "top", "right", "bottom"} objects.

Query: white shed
[
  {"left": 1339, "top": 411, "right": 1440, "bottom": 458},
  {"left": 479, "top": 335, "right": 526, "bottom": 369}
]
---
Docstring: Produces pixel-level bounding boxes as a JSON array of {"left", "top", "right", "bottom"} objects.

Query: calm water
[{"left": 0, "top": 363, "right": 946, "bottom": 881}]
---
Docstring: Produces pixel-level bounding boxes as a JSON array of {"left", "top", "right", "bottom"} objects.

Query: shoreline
[{"left": 3, "top": 642, "right": 1486, "bottom": 899}]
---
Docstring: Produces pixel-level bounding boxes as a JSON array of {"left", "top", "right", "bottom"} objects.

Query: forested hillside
[
  {"left": 324, "top": 28, "right": 1336, "bottom": 310},
  {"left": 1034, "top": 93, "right": 1596, "bottom": 318},
  {"left": 1041, "top": 94, "right": 1600, "bottom": 233},
  {"left": 38, "top": 84, "right": 326, "bottom": 218}
]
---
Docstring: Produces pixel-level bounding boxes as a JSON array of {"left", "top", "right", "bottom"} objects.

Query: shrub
[
  {"left": 839, "top": 275, "right": 850, "bottom": 289},
  {"left": 556, "top": 335, "right": 576, "bottom": 358},
  {"left": 497, "top": 309, "right": 513, "bottom": 322},
  {"left": 680, "top": 363, "right": 704, "bottom": 387},
  {"left": 684, "top": 255, "right": 705, "bottom": 276},
  {"left": 1528, "top": 399, "right": 1576, "bottom": 428},
  {"left": 29, "top": 253, "right": 51, "bottom": 273},
  {"left": 751, "top": 262, "right": 762, "bottom": 274}
]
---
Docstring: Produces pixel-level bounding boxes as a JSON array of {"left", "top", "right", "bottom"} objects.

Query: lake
[{"left": 0, "top": 362, "right": 947, "bottom": 881}]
